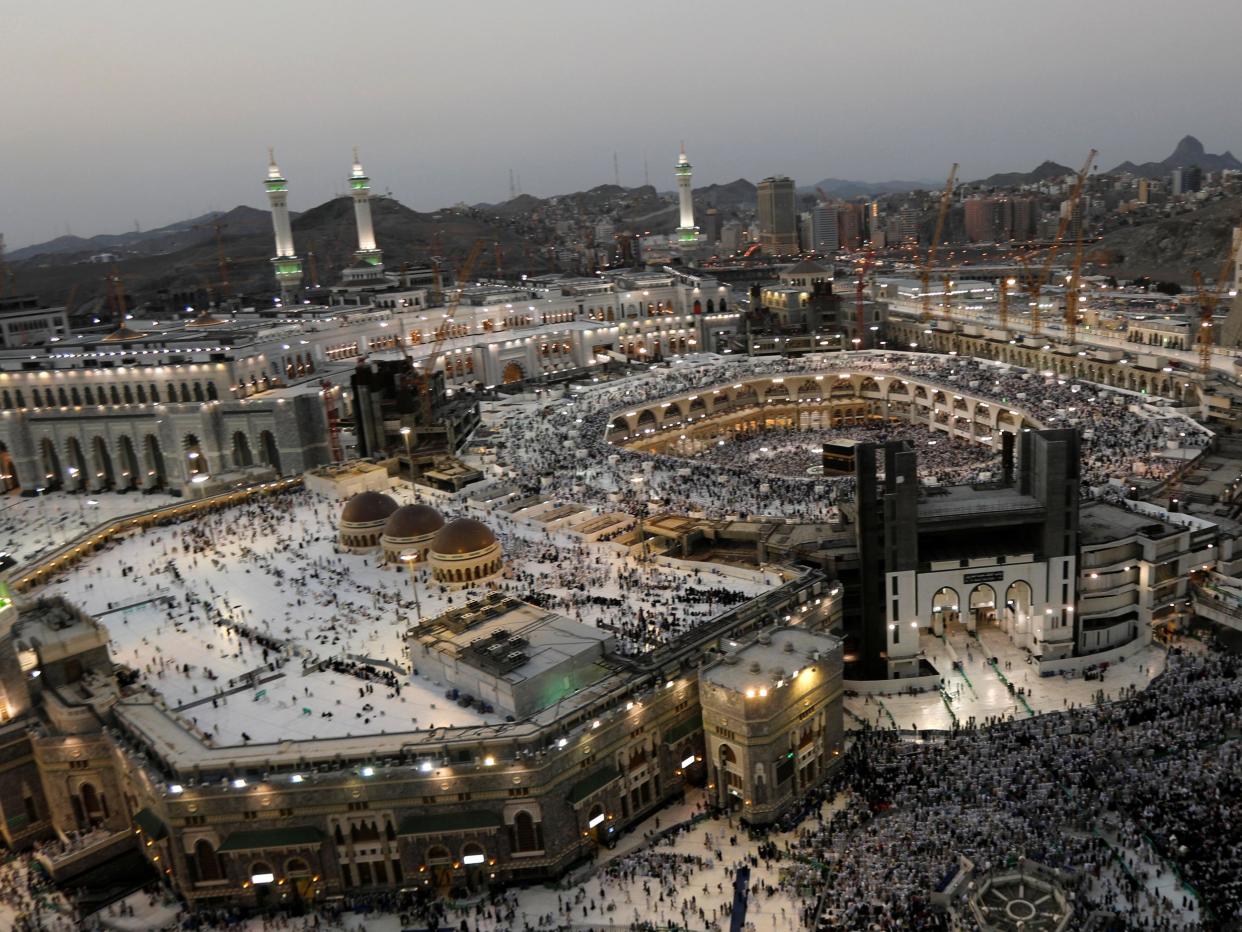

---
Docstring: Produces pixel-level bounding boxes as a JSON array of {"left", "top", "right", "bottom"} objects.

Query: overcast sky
[{"left": 4, "top": 0, "right": 1241, "bottom": 248}]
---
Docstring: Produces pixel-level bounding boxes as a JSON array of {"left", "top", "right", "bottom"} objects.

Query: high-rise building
[
  {"left": 265, "top": 149, "right": 302, "bottom": 299},
  {"left": 674, "top": 144, "right": 697, "bottom": 244},
  {"left": 703, "top": 208, "right": 721, "bottom": 244},
  {"left": 837, "top": 203, "right": 865, "bottom": 250},
  {"left": 811, "top": 203, "right": 839, "bottom": 255},
  {"left": 720, "top": 220, "right": 743, "bottom": 255},
  {"left": 757, "top": 176, "right": 798, "bottom": 254},
  {"left": 897, "top": 205, "right": 920, "bottom": 244},
  {"left": 349, "top": 148, "right": 382, "bottom": 270},
  {"left": 1136, "top": 178, "right": 1150, "bottom": 204},
  {"left": 964, "top": 197, "right": 996, "bottom": 243}
]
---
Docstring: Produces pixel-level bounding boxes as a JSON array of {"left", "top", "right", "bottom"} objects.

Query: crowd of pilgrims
[
  {"left": 44, "top": 483, "right": 772, "bottom": 742},
  {"left": 685, "top": 419, "right": 998, "bottom": 484},
  {"left": 492, "top": 351, "right": 1211, "bottom": 522},
  {"left": 778, "top": 641, "right": 1240, "bottom": 930}
]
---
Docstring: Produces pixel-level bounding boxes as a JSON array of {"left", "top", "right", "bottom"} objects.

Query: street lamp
[{"left": 400, "top": 552, "right": 423, "bottom": 629}]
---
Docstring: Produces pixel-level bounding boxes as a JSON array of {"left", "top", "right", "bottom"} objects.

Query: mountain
[
  {"left": 1108, "top": 135, "right": 1242, "bottom": 178},
  {"left": 9, "top": 206, "right": 275, "bottom": 263},
  {"left": 6, "top": 196, "right": 551, "bottom": 306},
  {"left": 974, "top": 160, "right": 1074, "bottom": 189},
  {"left": 1088, "top": 195, "right": 1242, "bottom": 284},
  {"left": 693, "top": 178, "right": 757, "bottom": 211},
  {"left": 802, "top": 177, "right": 939, "bottom": 199}
]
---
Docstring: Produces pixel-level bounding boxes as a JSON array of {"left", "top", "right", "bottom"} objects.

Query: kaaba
[{"left": 822, "top": 438, "right": 859, "bottom": 475}]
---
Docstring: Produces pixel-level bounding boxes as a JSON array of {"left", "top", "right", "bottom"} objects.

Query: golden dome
[
  {"left": 340, "top": 491, "right": 399, "bottom": 525},
  {"left": 383, "top": 503, "right": 445, "bottom": 539},
  {"left": 431, "top": 518, "right": 497, "bottom": 556}
]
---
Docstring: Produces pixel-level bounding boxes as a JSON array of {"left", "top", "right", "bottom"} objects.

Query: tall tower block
[
  {"left": 350, "top": 148, "right": 383, "bottom": 269},
  {"left": 265, "top": 149, "right": 302, "bottom": 299},
  {"left": 675, "top": 143, "right": 698, "bottom": 244}
]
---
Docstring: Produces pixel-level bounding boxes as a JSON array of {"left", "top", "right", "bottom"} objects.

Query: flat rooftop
[
  {"left": 1079, "top": 500, "right": 1180, "bottom": 545},
  {"left": 702, "top": 627, "right": 841, "bottom": 695}
]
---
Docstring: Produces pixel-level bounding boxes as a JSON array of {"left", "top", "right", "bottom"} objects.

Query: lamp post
[
  {"left": 401, "top": 552, "right": 423, "bottom": 630},
  {"left": 400, "top": 427, "right": 412, "bottom": 480}
]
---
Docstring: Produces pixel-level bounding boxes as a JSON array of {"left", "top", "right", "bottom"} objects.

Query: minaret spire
[
  {"left": 349, "top": 149, "right": 382, "bottom": 271},
  {"left": 264, "top": 150, "right": 302, "bottom": 300},
  {"left": 675, "top": 143, "right": 697, "bottom": 245}
]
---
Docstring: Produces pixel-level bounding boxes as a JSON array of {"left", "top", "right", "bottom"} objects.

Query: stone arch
[
  {"left": 932, "top": 586, "right": 960, "bottom": 626},
  {"left": 968, "top": 584, "right": 997, "bottom": 628},
  {"left": 91, "top": 436, "right": 115, "bottom": 489},
  {"left": 257, "top": 431, "right": 281, "bottom": 474},
  {"left": 502, "top": 362, "right": 525, "bottom": 385},
  {"left": 183, "top": 434, "right": 206, "bottom": 475},
  {"left": 117, "top": 436, "right": 139, "bottom": 489},
  {"left": 194, "top": 838, "right": 222, "bottom": 882},
  {"left": 232, "top": 432, "right": 253, "bottom": 468},
  {"left": 636, "top": 410, "right": 657, "bottom": 433},
  {"left": 39, "top": 437, "right": 62, "bottom": 490},
  {"left": 1005, "top": 580, "right": 1033, "bottom": 635},
  {"left": 66, "top": 437, "right": 88, "bottom": 490},
  {"left": 858, "top": 376, "right": 881, "bottom": 395},
  {"left": 144, "top": 435, "right": 166, "bottom": 488}
]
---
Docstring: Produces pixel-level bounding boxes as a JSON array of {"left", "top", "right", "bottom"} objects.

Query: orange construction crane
[
  {"left": 1064, "top": 214, "right": 1088, "bottom": 344},
  {"left": 997, "top": 274, "right": 1017, "bottom": 333},
  {"left": 1193, "top": 223, "right": 1242, "bottom": 374},
  {"left": 1022, "top": 148, "right": 1096, "bottom": 337},
  {"left": 920, "top": 163, "right": 959, "bottom": 323},
  {"left": 424, "top": 238, "right": 486, "bottom": 375}
]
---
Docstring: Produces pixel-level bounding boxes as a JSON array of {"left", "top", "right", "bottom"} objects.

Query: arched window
[
  {"left": 511, "top": 811, "right": 542, "bottom": 852},
  {"left": 122, "top": 384, "right": 133, "bottom": 404},
  {"left": 58, "top": 387, "right": 69, "bottom": 406},
  {"left": 136, "top": 384, "right": 146, "bottom": 403},
  {"left": 194, "top": 839, "right": 222, "bottom": 882},
  {"left": 83, "top": 386, "right": 95, "bottom": 405}
]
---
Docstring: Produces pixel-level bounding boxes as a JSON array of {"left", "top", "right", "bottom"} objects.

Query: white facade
[
  {"left": 674, "top": 145, "right": 697, "bottom": 244},
  {"left": 265, "top": 150, "right": 303, "bottom": 296}
]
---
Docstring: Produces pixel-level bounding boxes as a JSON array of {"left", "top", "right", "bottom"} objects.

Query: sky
[{"left": 4, "top": 0, "right": 1242, "bottom": 249}]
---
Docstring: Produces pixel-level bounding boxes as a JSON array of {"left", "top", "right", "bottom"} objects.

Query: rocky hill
[
  {"left": 1089, "top": 196, "right": 1242, "bottom": 284},
  {"left": 1108, "top": 135, "right": 1242, "bottom": 178},
  {"left": 974, "top": 160, "right": 1074, "bottom": 189},
  {"left": 7, "top": 196, "right": 550, "bottom": 307}
]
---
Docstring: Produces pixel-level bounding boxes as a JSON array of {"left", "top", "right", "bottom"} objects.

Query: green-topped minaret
[
  {"left": 350, "top": 147, "right": 383, "bottom": 270},
  {"left": 265, "top": 148, "right": 303, "bottom": 299}
]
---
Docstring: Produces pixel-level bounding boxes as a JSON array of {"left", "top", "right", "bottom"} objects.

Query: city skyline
[{"left": 5, "top": 0, "right": 1242, "bottom": 248}]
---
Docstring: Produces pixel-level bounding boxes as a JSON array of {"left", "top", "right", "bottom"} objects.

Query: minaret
[
  {"left": 265, "top": 149, "right": 302, "bottom": 299},
  {"left": 675, "top": 142, "right": 698, "bottom": 244},
  {"left": 350, "top": 147, "right": 383, "bottom": 269}
]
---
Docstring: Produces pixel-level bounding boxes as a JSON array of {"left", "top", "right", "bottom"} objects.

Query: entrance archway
[
  {"left": 502, "top": 361, "right": 525, "bottom": 385},
  {"left": 0, "top": 442, "right": 16, "bottom": 492},
  {"left": 969, "top": 584, "right": 997, "bottom": 631},
  {"left": 117, "top": 436, "right": 139, "bottom": 489},
  {"left": 1005, "top": 580, "right": 1033, "bottom": 642},
  {"left": 66, "top": 437, "right": 88, "bottom": 491},
  {"left": 183, "top": 434, "right": 206, "bottom": 476},
  {"left": 40, "top": 438, "right": 62, "bottom": 490},
  {"left": 92, "top": 436, "right": 115, "bottom": 490},
  {"left": 232, "top": 432, "right": 253, "bottom": 468},
  {"left": 931, "top": 586, "right": 961, "bottom": 636},
  {"left": 259, "top": 431, "right": 281, "bottom": 474},
  {"left": 144, "top": 435, "right": 167, "bottom": 488}
]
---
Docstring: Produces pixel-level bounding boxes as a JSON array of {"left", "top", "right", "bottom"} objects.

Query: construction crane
[
  {"left": 1064, "top": 215, "right": 1088, "bottom": 344},
  {"left": 1193, "top": 224, "right": 1242, "bottom": 374},
  {"left": 421, "top": 238, "right": 486, "bottom": 381},
  {"left": 192, "top": 219, "right": 232, "bottom": 298},
  {"left": 855, "top": 249, "right": 876, "bottom": 349},
  {"left": 1022, "top": 148, "right": 1096, "bottom": 337},
  {"left": 920, "top": 163, "right": 959, "bottom": 323},
  {"left": 997, "top": 274, "right": 1017, "bottom": 333}
]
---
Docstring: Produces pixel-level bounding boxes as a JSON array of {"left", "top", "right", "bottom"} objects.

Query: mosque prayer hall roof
[
  {"left": 340, "top": 490, "right": 399, "bottom": 524},
  {"left": 384, "top": 503, "right": 445, "bottom": 538},
  {"left": 431, "top": 517, "right": 497, "bottom": 555}
]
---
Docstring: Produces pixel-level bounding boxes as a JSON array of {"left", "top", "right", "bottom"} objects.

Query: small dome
[
  {"left": 340, "top": 491, "right": 399, "bottom": 525},
  {"left": 384, "top": 503, "right": 444, "bottom": 539},
  {"left": 431, "top": 518, "right": 497, "bottom": 555}
]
